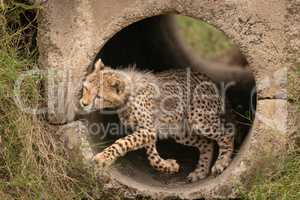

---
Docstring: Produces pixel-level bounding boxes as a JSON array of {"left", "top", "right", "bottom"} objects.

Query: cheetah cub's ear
[{"left": 94, "top": 59, "right": 105, "bottom": 71}]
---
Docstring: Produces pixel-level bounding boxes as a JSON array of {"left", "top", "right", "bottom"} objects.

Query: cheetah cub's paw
[
  {"left": 160, "top": 159, "right": 180, "bottom": 174},
  {"left": 187, "top": 170, "right": 209, "bottom": 183},
  {"left": 92, "top": 152, "right": 114, "bottom": 169},
  {"left": 211, "top": 159, "right": 231, "bottom": 176}
]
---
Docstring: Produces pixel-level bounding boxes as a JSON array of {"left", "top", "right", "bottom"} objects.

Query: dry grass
[
  {"left": 0, "top": 1, "right": 101, "bottom": 199},
  {"left": 0, "top": 1, "right": 299, "bottom": 200}
]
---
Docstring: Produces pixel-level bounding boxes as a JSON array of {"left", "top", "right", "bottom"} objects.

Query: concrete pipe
[{"left": 38, "top": 0, "right": 297, "bottom": 199}]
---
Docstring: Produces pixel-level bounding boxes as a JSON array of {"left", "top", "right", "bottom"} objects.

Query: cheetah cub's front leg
[
  {"left": 93, "top": 128, "right": 156, "bottom": 168},
  {"left": 93, "top": 128, "right": 180, "bottom": 174},
  {"left": 146, "top": 143, "right": 180, "bottom": 174}
]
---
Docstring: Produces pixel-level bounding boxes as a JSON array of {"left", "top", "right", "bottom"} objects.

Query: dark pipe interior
[
  {"left": 86, "top": 14, "right": 256, "bottom": 186},
  {"left": 96, "top": 15, "right": 192, "bottom": 70}
]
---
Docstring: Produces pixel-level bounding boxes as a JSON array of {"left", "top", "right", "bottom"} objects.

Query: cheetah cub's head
[{"left": 80, "top": 59, "right": 129, "bottom": 111}]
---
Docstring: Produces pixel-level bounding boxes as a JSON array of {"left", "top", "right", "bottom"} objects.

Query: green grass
[
  {"left": 0, "top": 2, "right": 299, "bottom": 199},
  {"left": 176, "top": 15, "right": 235, "bottom": 59},
  {"left": 240, "top": 151, "right": 300, "bottom": 200},
  {"left": 239, "top": 64, "right": 300, "bottom": 200}
]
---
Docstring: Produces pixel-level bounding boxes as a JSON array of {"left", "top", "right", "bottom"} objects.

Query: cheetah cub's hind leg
[
  {"left": 188, "top": 101, "right": 235, "bottom": 176},
  {"left": 175, "top": 135, "right": 214, "bottom": 182},
  {"left": 186, "top": 137, "right": 214, "bottom": 182},
  {"left": 191, "top": 119, "right": 235, "bottom": 176},
  {"left": 211, "top": 122, "right": 235, "bottom": 176}
]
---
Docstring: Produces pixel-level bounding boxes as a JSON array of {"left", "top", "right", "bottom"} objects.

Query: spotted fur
[{"left": 80, "top": 60, "right": 235, "bottom": 182}]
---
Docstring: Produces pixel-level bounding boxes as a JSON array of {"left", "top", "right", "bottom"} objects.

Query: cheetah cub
[{"left": 80, "top": 59, "right": 235, "bottom": 182}]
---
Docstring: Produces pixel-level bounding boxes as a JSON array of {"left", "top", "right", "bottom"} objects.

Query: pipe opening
[{"left": 83, "top": 14, "right": 256, "bottom": 188}]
